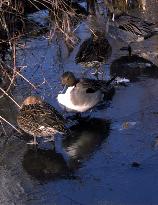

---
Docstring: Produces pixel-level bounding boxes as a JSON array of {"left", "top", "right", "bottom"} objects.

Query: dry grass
[{"left": 0, "top": 0, "right": 85, "bottom": 133}]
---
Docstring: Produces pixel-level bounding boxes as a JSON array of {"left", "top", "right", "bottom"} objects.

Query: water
[{"left": 0, "top": 0, "right": 158, "bottom": 204}]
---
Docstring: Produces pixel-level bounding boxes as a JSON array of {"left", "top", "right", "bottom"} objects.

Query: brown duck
[
  {"left": 75, "top": 31, "right": 112, "bottom": 77},
  {"left": 17, "top": 96, "right": 69, "bottom": 145}
]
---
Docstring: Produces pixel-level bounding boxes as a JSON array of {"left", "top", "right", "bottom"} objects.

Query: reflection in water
[
  {"left": 22, "top": 118, "right": 110, "bottom": 181},
  {"left": 22, "top": 148, "right": 72, "bottom": 181},
  {"left": 0, "top": 10, "right": 48, "bottom": 61},
  {"left": 63, "top": 117, "right": 111, "bottom": 161},
  {"left": 110, "top": 55, "right": 158, "bottom": 81}
]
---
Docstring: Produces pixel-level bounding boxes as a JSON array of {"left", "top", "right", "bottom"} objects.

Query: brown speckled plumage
[
  {"left": 17, "top": 96, "right": 69, "bottom": 144},
  {"left": 75, "top": 32, "right": 112, "bottom": 68}
]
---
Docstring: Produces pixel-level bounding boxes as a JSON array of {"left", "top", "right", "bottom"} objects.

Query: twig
[
  {"left": 15, "top": 70, "right": 37, "bottom": 89},
  {"left": 0, "top": 116, "right": 22, "bottom": 134},
  {"left": 0, "top": 87, "right": 21, "bottom": 108}
]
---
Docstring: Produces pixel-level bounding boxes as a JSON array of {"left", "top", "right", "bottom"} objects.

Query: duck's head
[
  {"left": 21, "top": 96, "right": 42, "bottom": 107},
  {"left": 61, "top": 72, "right": 77, "bottom": 87}
]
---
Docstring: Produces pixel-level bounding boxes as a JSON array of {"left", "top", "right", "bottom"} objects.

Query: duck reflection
[
  {"left": 110, "top": 55, "right": 158, "bottom": 82},
  {"left": 22, "top": 118, "right": 110, "bottom": 181},
  {"left": 63, "top": 117, "right": 111, "bottom": 161},
  {"left": 22, "top": 148, "right": 73, "bottom": 181}
]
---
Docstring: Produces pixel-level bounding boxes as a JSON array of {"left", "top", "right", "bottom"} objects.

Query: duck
[
  {"left": 17, "top": 96, "right": 69, "bottom": 145},
  {"left": 108, "top": 13, "right": 158, "bottom": 56},
  {"left": 75, "top": 30, "right": 112, "bottom": 77},
  {"left": 110, "top": 54, "right": 158, "bottom": 81},
  {"left": 57, "top": 71, "right": 115, "bottom": 113}
]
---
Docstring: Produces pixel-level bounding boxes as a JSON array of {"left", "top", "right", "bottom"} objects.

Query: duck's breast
[{"left": 57, "top": 86, "right": 103, "bottom": 112}]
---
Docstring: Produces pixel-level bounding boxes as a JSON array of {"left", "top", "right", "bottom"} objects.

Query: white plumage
[{"left": 57, "top": 86, "right": 104, "bottom": 112}]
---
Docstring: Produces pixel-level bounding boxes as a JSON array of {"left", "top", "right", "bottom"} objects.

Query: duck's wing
[
  {"left": 17, "top": 105, "right": 40, "bottom": 132},
  {"left": 94, "top": 38, "right": 112, "bottom": 62},
  {"left": 78, "top": 79, "right": 100, "bottom": 92},
  {"left": 39, "top": 103, "right": 67, "bottom": 133},
  {"left": 69, "top": 80, "right": 103, "bottom": 108},
  {"left": 75, "top": 37, "right": 94, "bottom": 63},
  {"left": 18, "top": 103, "right": 66, "bottom": 134},
  {"left": 115, "top": 13, "right": 153, "bottom": 37},
  {"left": 79, "top": 76, "right": 116, "bottom": 93},
  {"left": 78, "top": 79, "right": 108, "bottom": 93}
]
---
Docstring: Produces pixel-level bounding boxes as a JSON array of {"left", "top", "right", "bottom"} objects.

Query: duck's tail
[{"left": 144, "top": 30, "right": 158, "bottom": 40}]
